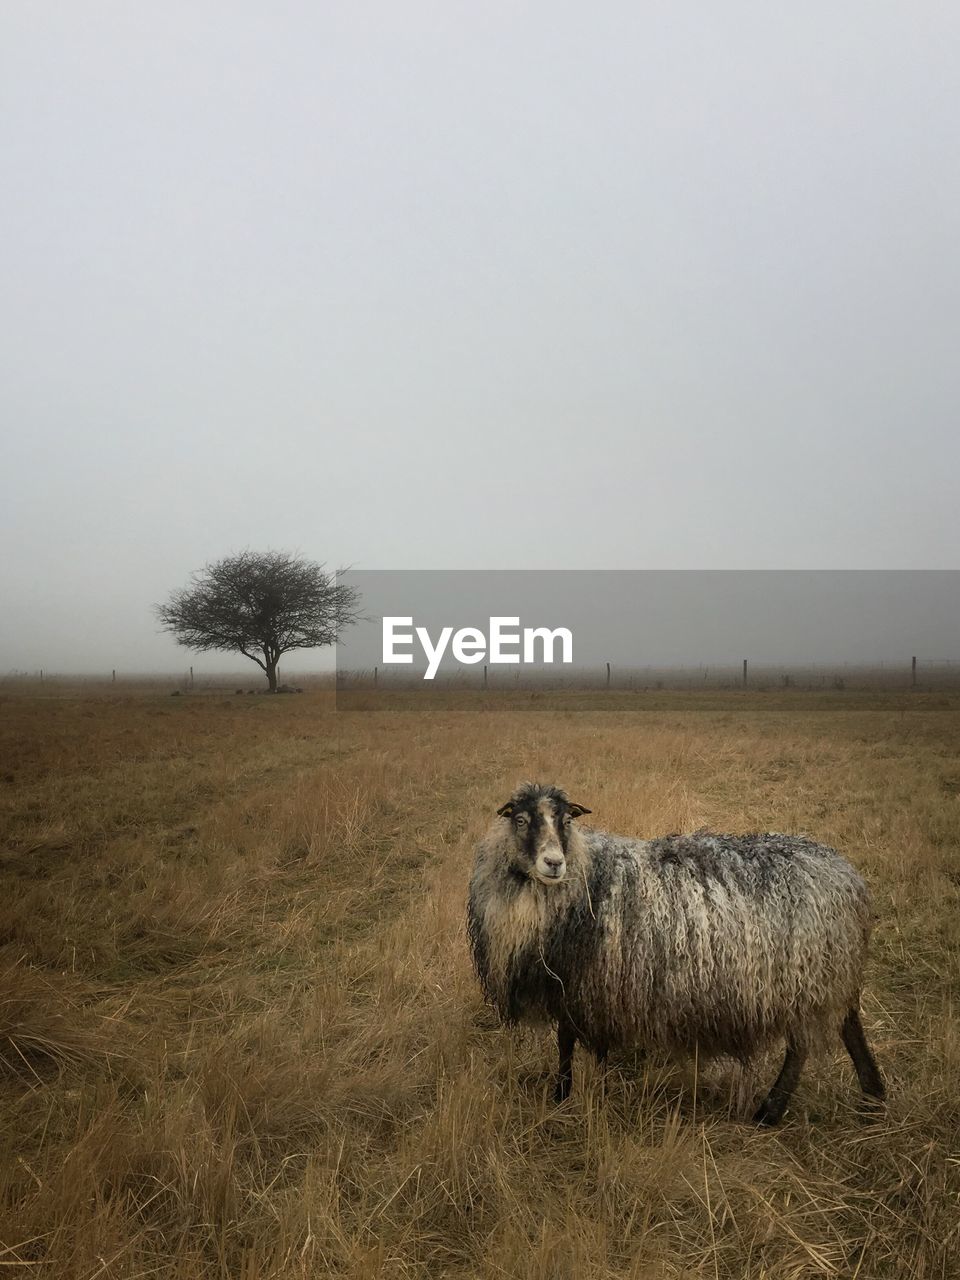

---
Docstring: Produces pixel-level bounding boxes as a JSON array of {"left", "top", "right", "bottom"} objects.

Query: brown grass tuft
[{"left": 0, "top": 959, "right": 122, "bottom": 1079}]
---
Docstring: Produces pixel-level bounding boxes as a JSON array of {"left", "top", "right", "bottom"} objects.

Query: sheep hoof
[
  {"left": 752, "top": 1101, "right": 784, "bottom": 1127},
  {"left": 857, "top": 1094, "right": 886, "bottom": 1123}
]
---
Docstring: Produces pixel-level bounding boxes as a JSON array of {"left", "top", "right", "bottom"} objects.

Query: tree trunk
[{"left": 266, "top": 659, "right": 278, "bottom": 692}]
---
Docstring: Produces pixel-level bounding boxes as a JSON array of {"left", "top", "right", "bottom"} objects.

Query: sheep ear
[
  {"left": 568, "top": 803, "right": 591, "bottom": 819},
  {"left": 496, "top": 801, "right": 515, "bottom": 818}
]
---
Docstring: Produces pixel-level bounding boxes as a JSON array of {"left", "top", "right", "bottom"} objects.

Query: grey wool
[{"left": 467, "top": 782, "right": 885, "bottom": 1124}]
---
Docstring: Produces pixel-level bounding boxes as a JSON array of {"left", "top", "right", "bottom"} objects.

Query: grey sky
[{"left": 2, "top": 4, "right": 959, "bottom": 672}]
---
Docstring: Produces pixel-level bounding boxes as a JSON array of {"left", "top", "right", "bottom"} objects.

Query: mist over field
[{"left": 2, "top": 4, "right": 960, "bottom": 675}]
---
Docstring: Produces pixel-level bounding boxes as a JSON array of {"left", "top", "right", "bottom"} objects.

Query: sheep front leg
[
  {"left": 753, "top": 1040, "right": 806, "bottom": 1126},
  {"left": 554, "top": 1018, "right": 577, "bottom": 1103}
]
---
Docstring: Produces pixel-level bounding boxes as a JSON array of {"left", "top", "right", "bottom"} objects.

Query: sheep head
[{"left": 495, "top": 782, "right": 591, "bottom": 885}]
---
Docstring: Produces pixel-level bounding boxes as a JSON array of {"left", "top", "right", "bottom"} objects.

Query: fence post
[
  {"left": 606, "top": 661, "right": 611, "bottom": 689},
  {"left": 190, "top": 666, "right": 194, "bottom": 688},
  {"left": 743, "top": 658, "right": 748, "bottom": 688},
  {"left": 483, "top": 664, "right": 488, "bottom": 690},
  {"left": 912, "top": 655, "right": 917, "bottom": 688},
  {"left": 374, "top": 665, "right": 378, "bottom": 687},
  {"left": 112, "top": 669, "right": 116, "bottom": 682}
]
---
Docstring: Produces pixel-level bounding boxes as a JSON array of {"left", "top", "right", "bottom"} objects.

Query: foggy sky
[{"left": 2, "top": 4, "right": 959, "bottom": 673}]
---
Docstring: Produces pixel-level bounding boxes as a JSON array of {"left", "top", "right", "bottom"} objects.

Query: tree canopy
[{"left": 156, "top": 551, "right": 361, "bottom": 690}]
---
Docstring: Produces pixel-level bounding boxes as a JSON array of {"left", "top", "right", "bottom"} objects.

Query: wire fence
[
  {"left": 338, "top": 658, "right": 960, "bottom": 692},
  {"left": 4, "top": 659, "right": 960, "bottom": 695}
]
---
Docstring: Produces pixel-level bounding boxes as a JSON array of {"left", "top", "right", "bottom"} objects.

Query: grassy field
[{"left": 1, "top": 685, "right": 959, "bottom": 1279}]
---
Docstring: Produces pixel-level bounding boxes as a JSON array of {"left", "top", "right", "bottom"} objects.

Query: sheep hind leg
[
  {"left": 752, "top": 1041, "right": 806, "bottom": 1126},
  {"left": 841, "top": 1008, "right": 885, "bottom": 1106},
  {"left": 554, "top": 1018, "right": 576, "bottom": 1103}
]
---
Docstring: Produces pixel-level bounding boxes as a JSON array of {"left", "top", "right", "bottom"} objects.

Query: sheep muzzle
[{"left": 534, "top": 849, "right": 567, "bottom": 883}]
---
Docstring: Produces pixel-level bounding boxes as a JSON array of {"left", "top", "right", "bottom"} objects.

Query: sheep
[{"left": 467, "top": 782, "right": 885, "bottom": 1124}]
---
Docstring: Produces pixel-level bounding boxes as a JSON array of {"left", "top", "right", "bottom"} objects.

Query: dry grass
[{"left": 1, "top": 685, "right": 959, "bottom": 1279}]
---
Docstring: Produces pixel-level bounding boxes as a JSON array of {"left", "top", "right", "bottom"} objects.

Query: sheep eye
[{"left": 514, "top": 814, "right": 528, "bottom": 827}]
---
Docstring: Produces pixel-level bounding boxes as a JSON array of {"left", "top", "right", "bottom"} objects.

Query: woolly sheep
[{"left": 467, "top": 782, "right": 885, "bottom": 1124}]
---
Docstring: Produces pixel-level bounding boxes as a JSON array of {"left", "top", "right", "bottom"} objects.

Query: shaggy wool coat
[{"left": 468, "top": 821, "right": 871, "bottom": 1060}]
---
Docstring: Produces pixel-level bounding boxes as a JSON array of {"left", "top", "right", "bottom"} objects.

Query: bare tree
[{"left": 156, "top": 551, "right": 361, "bottom": 691}]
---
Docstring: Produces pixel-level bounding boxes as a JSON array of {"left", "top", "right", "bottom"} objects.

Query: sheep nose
[{"left": 543, "top": 855, "right": 563, "bottom": 871}]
